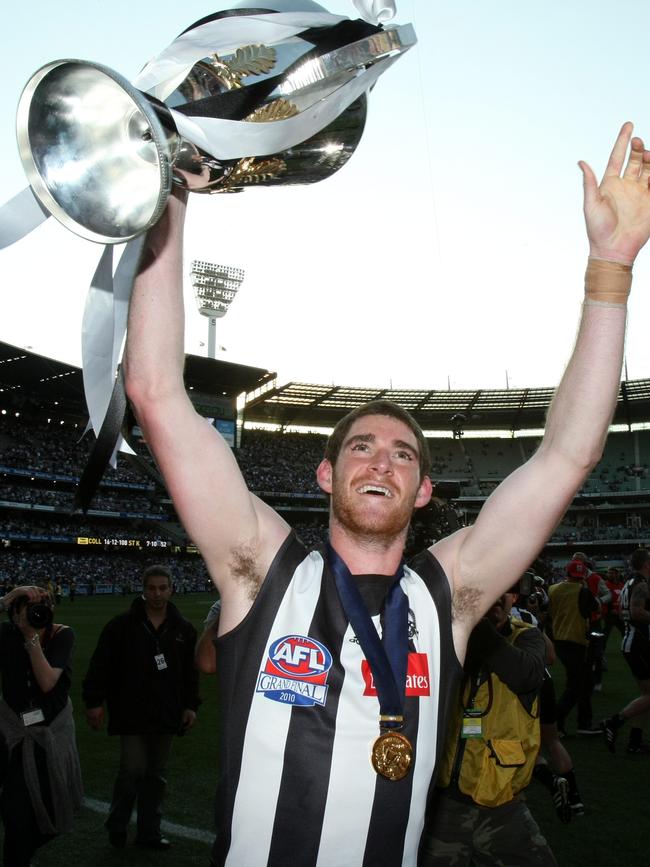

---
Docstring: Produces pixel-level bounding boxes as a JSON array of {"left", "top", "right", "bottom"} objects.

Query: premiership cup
[{"left": 15, "top": 2, "right": 415, "bottom": 244}]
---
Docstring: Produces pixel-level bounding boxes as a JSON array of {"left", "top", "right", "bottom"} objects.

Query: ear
[
  {"left": 316, "top": 459, "right": 333, "bottom": 494},
  {"left": 414, "top": 475, "right": 433, "bottom": 509}
]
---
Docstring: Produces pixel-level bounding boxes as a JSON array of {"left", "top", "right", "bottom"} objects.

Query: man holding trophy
[
  {"left": 122, "top": 122, "right": 650, "bottom": 865},
  {"left": 6, "top": 3, "right": 650, "bottom": 865}
]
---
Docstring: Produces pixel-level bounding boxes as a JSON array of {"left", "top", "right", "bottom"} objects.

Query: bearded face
[
  {"left": 318, "top": 414, "right": 432, "bottom": 546},
  {"left": 329, "top": 464, "right": 421, "bottom": 542}
]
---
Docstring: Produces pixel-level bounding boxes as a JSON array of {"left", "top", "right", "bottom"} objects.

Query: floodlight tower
[{"left": 191, "top": 260, "right": 245, "bottom": 358}]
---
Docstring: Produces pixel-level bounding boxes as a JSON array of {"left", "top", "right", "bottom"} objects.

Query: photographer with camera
[
  {"left": 420, "top": 583, "right": 555, "bottom": 865},
  {"left": 0, "top": 584, "right": 82, "bottom": 867}
]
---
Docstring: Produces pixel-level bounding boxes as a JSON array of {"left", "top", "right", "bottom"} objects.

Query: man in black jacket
[{"left": 82, "top": 565, "right": 200, "bottom": 850}]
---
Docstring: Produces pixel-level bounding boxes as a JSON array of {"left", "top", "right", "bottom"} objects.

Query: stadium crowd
[
  {"left": 2, "top": 417, "right": 650, "bottom": 863},
  {"left": 0, "top": 443, "right": 648, "bottom": 866},
  {"left": 0, "top": 550, "right": 211, "bottom": 594}
]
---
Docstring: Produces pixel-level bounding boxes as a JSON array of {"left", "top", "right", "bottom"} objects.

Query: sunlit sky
[{"left": 2, "top": 0, "right": 650, "bottom": 393}]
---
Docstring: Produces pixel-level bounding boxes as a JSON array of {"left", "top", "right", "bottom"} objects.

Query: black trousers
[
  {"left": 0, "top": 741, "right": 55, "bottom": 867},
  {"left": 554, "top": 640, "right": 593, "bottom": 730},
  {"left": 106, "top": 733, "right": 173, "bottom": 843}
]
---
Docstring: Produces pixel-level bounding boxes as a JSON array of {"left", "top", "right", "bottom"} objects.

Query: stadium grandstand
[{"left": 3, "top": 339, "right": 650, "bottom": 592}]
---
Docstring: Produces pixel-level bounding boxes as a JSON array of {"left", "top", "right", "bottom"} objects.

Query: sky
[{"left": 2, "top": 1, "right": 650, "bottom": 393}]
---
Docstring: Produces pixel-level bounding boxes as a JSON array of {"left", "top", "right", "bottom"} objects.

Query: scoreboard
[{"left": 75, "top": 537, "right": 190, "bottom": 551}]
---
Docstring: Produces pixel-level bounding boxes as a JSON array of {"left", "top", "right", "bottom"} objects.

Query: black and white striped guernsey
[
  {"left": 620, "top": 572, "right": 650, "bottom": 652},
  {"left": 212, "top": 532, "right": 462, "bottom": 867}
]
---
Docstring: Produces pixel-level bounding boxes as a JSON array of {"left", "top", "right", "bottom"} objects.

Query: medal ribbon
[{"left": 326, "top": 542, "right": 408, "bottom": 730}]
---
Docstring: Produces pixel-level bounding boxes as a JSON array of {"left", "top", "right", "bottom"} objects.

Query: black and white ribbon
[{"left": 0, "top": 2, "right": 405, "bottom": 509}]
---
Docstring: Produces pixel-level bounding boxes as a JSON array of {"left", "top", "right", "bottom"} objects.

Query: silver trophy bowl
[{"left": 16, "top": 11, "right": 415, "bottom": 244}]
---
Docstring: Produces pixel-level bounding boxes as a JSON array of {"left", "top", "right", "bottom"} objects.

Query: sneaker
[
  {"left": 552, "top": 776, "right": 572, "bottom": 824},
  {"left": 136, "top": 837, "right": 172, "bottom": 850},
  {"left": 576, "top": 725, "right": 601, "bottom": 736},
  {"left": 568, "top": 791, "right": 585, "bottom": 816},
  {"left": 627, "top": 743, "right": 650, "bottom": 754},
  {"left": 601, "top": 718, "right": 618, "bottom": 753}
]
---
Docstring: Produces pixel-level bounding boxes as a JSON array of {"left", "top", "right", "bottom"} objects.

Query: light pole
[{"left": 191, "top": 260, "right": 245, "bottom": 358}]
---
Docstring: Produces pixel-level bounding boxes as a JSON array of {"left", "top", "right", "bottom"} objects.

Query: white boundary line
[{"left": 83, "top": 796, "right": 214, "bottom": 843}]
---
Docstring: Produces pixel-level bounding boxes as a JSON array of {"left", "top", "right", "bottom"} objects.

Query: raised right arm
[{"left": 123, "top": 191, "right": 290, "bottom": 615}]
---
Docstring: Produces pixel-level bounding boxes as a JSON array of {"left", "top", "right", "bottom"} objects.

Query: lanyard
[{"left": 326, "top": 542, "right": 408, "bottom": 730}]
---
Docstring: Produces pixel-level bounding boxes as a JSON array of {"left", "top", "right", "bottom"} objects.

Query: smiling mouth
[{"left": 357, "top": 484, "right": 393, "bottom": 498}]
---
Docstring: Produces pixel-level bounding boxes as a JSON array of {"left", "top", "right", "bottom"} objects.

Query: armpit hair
[
  {"left": 229, "top": 543, "right": 263, "bottom": 601},
  {"left": 452, "top": 584, "right": 484, "bottom": 623}
]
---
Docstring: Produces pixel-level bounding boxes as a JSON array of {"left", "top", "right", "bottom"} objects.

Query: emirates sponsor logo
[{"left": 362, "top": 652, "right": 431, "bottom": 697}]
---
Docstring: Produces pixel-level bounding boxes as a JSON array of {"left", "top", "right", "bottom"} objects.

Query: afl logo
[
  {"left": 269, "top": 635, "right": 332, "bottom": 677},
  {"left": 256, "top": 634, "right": 333, "bottom": 708}
]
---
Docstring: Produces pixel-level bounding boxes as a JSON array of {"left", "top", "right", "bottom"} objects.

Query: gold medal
[{"left": 371, "top": 731, "right": 413, "bottom": 781}]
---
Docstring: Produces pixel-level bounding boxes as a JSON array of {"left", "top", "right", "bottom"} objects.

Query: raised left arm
[{"left": 433, "top": 124, "right": 650, "bottom": 637}]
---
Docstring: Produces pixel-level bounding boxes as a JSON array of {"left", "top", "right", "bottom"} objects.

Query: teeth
[{"left": 358, "top": 485, "right": 392, "bottom": 497}]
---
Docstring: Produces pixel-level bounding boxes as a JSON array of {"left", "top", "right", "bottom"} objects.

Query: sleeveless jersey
[
  {"left": 212, "top": 532, "right": 461, "bottom": 867},
  {"left": 620, "top": 572, "right": 650, "bottom": 652}
]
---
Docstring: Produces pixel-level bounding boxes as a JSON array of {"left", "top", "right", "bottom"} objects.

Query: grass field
[{"left": 4, "top": 592, "right": 648, "bottom": 866}]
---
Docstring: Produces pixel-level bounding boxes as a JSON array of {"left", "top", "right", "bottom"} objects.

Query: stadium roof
[
  {"left": 4, "top": 340, "right": 650, "bottom": 433},
  {"left": 243, "top": 379, "right": 650, "bottom": 432},
  {"left": 0, "top": 342, "right": 272, "bottom": 420}
]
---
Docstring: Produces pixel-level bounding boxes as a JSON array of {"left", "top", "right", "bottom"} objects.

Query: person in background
[
  {"left": 420, "top": 588, "right": 554, "bottom": 865},
  {"left": 82, "top": 565, "right": 200, "bottom": 850},
  {"left": 571, "top": 553, "right": 611, "bottom": 692},
  {"left": 512, "top": 572, "right": 584, "bottom": 821},
  {"left": 602, "top": 548, "right": 650, "bottom": 753},
  {"left": 547, "top": 559, "right": 600, "bottom": 736},
  {"left": 602, "top": 566, "right": 625, "bottom": 652},
  {"left": 0, "top": 584, "right": 82, "bottom": 867},
  {"left": 532, "top": 630, "right": 585, "bottom": 821},
  {"left": 195, "top": 599, "right": 221, "bottom": 675}
]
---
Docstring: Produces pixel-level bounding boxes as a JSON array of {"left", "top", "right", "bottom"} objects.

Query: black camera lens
[{"left": 26, "top": 602, "right": 53, "bottom": 629}]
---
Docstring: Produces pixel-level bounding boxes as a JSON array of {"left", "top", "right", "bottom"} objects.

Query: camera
[
  {"left": 9, "top": 595, "right": 54, "bottom": 629},
  {"left": 507, "top": 571, "right": 536, "bottom": 597},
  {"left": 26, "top": 601, "right": 54, "bottom": 629}
]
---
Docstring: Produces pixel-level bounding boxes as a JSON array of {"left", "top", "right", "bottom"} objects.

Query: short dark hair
[
  {"left": 143, "top": 565, "right": 172, "bottom": 588},
  {"left": 324, "top": 400, "right": 431, "bottom": 480},
  {"left": 630, "top": 548, "right": 650, "bottom": 571}
]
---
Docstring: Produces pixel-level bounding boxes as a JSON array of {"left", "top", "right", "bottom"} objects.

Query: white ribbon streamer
[
  {"left": 169, "top": 49, "right": 399, "bottom": 159},
  {"left": 81, "top": 246, "right": 119, "bottom": 457},
  {"left": 81, "top": 240, "right": 143, "bottom": 465},
  {"left": 352, "top": 0, "right": 397, "bottom": 24},
  {"left": 133, "top": 13, "right": 345, "bottom": 100},
  {"left": 0, "top": 186, "right": 50, "bottom": 250},
  {"left": 0, "top": 5, "right": 412, "bottom": 476}
]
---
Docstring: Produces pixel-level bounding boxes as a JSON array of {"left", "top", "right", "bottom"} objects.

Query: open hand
[{"left": 580, "top": 122, "right": 650, "bottom": 265}]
